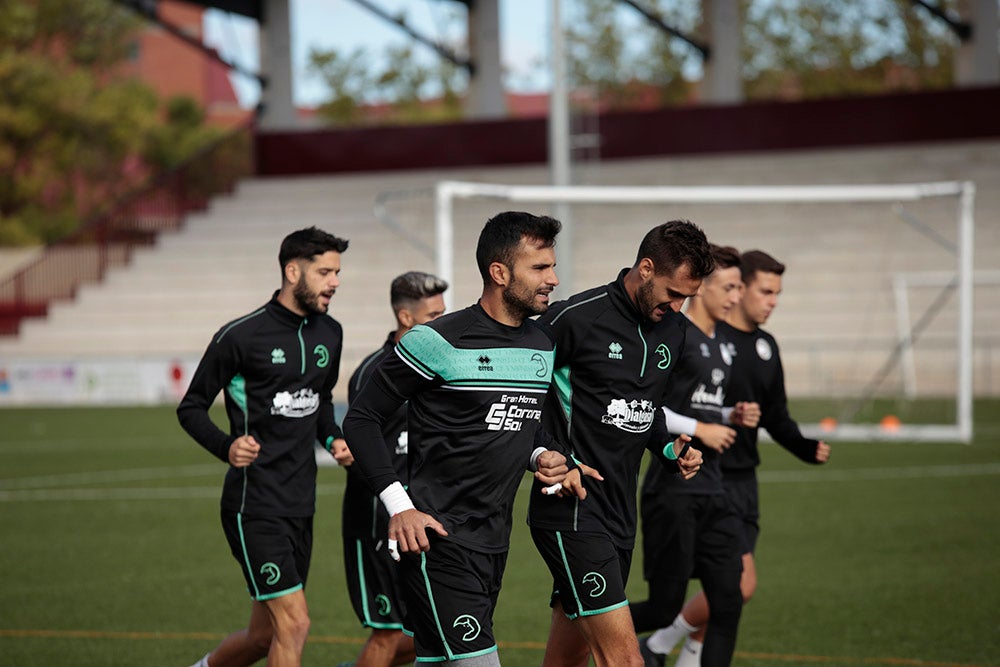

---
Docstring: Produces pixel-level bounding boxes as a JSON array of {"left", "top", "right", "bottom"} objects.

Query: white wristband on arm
[
  {"left": 379, "top": 481, "right": 415, "bottom": 517},
  {"left": 722, "top": 406, "right": 734, "bottom": 423},
  {"left": 661, "top": 406, "right": 698, "bottom": 437},
  {"left": 529, "top": 447, "right": 547, "bottom": 472}
]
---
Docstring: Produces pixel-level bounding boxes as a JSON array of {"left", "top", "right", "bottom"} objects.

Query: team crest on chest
[
  {"left": 720, "top": 343, "right": 733, "bottom": 366},
  {"left": 756, "top": 338, "right": 772, "bottom": 361}
]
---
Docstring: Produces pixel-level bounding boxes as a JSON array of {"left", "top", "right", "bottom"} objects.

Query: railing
[{"left": 0, "top": 119, "right": 255, "bottom": 336}]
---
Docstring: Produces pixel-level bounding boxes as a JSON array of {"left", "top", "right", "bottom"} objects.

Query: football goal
[{"left": 432, "top": 179, "right": 976, "bottom": 443}]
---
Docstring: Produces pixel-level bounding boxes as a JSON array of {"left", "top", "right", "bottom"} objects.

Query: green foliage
[
  {"left": 562, "top": 0, "right": 956, "bottom": 110},
  {"left": 308, "top": 46, "right": 374, "bottom": 125},
  {"left": 743, "top": 0, "right": 956, "bottom": 100},
  {"left": 309, "top": 41, "right": 466, "bottom": 127},
  {"left": 0, "top": 0, "right": 233, "bottom": 247}
]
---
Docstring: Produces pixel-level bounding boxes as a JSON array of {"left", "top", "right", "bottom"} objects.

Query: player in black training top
[
  {"left": 336, "top": 271, "right": 448, "bottom": 667},
  {"left": 344, "top": 212, "right": 583, "bottom": 666},
  {"left": 527, "top": 220, "right": 711, "bottom": 667},
  {"left": 643, "top": 249, "right": 831, "bottom": 663},
  {"left": 632, "top": 245, "right": 760, "bottom": 667},
  {"left": 177, "top": 227, "right": 348, "bottom": 667}
]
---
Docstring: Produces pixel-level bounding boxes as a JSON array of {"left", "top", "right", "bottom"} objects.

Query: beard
[
  {"left": 502, "top": 280, "right": 549, "bottom": 321},
  {"left": 635, "top": 280, "right": 660, "bottom": 321},
  {"left": 293, "top": 276, "right": 330, "bottom": 315}
]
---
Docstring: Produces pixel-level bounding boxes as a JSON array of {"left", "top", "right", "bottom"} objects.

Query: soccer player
[
  {"left": 177, "top": 227, "right": 349, "bottom": 667},
  {"left": 630, "top": 244, "right": 760, "bottom": 667},
  {"left": 526, "top": 220, "right": 712, "bottom": 667},
  {"left": 640, "top": 249, "right": 831, "bottom": 665},
  {"left": 336, "top": 271, "right": 448, "bottom": 667},
  {"left": 343, "top": 211, "right": 581, "bottom": 666}
]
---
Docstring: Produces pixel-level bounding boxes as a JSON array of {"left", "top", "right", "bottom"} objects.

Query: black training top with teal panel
[{"left": 344, "top": 302, "right": 556, "bottom": 554}]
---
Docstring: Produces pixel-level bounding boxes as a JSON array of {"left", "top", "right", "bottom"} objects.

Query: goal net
[{"left": 429, "top": 179, "right": 976, "bottom": 443}]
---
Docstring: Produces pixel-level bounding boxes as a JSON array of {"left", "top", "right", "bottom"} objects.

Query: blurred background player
[
  {"left": 343, "top": 212, "right": 581, "bottom": 666},
  {"left": 336, "top": 270, "right": 448, "bottom": 667},
  {"left": 642, "top": 249, "right": 831, "bottom": 663},
  {"left": 631, "top": 245, "right": 759, "bottom": 667},
  {"left": 527, "top": 220, "right": 710, "bottom": 667},
  {"left": 177, "top": 227, "right": 349, "bottom": 667}
]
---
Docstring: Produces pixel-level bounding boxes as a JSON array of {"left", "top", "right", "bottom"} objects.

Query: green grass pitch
[{"left": 0, "top": 401, "right": 997, "bottom": 666}]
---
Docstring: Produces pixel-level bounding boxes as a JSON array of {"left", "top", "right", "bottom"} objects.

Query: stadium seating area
[{"left": 1, "top": 139, "right": 998, "bottom": 402}]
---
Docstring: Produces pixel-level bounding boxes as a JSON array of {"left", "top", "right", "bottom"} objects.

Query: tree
[
  {"left": 742, "top": 0, "right": 956, "bottom": 100},
  {"left": 0, "top": 0, "right": 223, "bottom": 246},
  {"left": 563, "top": 0, "right": 957, "bottom": 108},
  {"left": 307, "top": 46, "right": 375, "bottom": 125}
]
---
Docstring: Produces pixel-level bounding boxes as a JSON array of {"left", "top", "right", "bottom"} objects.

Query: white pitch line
[
  {"left": 759, "top": 462, "right": 1000, "bottom": 484},
  {"left": 0, "top": 464, "right": 223, "bottom": 490},
  {"left": 0, "top": 482, "right": 345, "bottom": 503}
]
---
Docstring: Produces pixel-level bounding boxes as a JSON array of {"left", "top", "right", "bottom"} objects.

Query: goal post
[{"left": 434, "top": 179, "right": 976, "bottom": 443}]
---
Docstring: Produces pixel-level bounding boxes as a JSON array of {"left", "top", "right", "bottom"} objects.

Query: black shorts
[
  {"left": 640, "top": 493, "right": 743, "bottom": 583},
  {"left": 343, "top": 529, "right": 406, "bottom": 630},
  {"left": 722, "top": 473, "right": 760, "bottom": 554},
  {"left": 530, "top": 528, "right": 632, "bottom": 619},
  {"left": 221, "top": 510, "right": 313, "bottom": 601},
  {"left": 398, "top": 537, "right": 506, "bottom": 662}
]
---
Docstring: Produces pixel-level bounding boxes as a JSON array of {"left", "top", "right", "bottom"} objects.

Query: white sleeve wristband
[
  {"left": 721, "top": 406, "right": 734, "bottom": 423},
  {"left": 379, "top": 481, "right": 415, "bottom": 517},
  {"left": 529, "top": 446, "right": 547, "bottom": 472},
  {"left": 661, "top": 407, "right": 698, "bottom": 436}
]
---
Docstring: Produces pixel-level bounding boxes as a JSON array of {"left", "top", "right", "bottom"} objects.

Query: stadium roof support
[
  {"left": 618, "top": 0, "right": 743, "bottom": 105},
  {"left": 954, "top": 0, "right": 1000, "bottom": 86}
]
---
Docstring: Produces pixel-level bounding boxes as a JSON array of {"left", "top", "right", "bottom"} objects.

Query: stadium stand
[{"left": 0, "top": 140, "right": 997, "bottom": 403}]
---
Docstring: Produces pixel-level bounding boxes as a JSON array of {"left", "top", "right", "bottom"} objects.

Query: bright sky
[{"left": 203, "top": 0, "right": 552, "bottom": 108}]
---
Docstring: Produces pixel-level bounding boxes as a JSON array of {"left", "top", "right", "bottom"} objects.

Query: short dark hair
[
  {"left": 739, "top": 249, "right": 785, "bottom": 284},
  {"left": 710, "top": 244, "right": 741, "bottom": 274},
  {"left": 279, "top": 227, "right": 349, "bottom": 270},
  {"left": 634, "top": 220, "right": 714, "bottom": 279},
  {"left": 475, "top": 211, "right": 561, "bottom": 281},
  {"left": 390, "top": 271, "right": 449, "bottom": 312}
]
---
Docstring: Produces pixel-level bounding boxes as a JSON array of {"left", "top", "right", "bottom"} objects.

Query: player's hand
[
  {"left": 545, "top": 463, "right": 603, "bottom": 500},
  {"left": 534, "top": 450, "right": 568, "bottom": 486},
  {"left": 228, "top": 435, "right": 260, "bottom": 467},
  {"left": 731, "top": 401, "right": 761, "bottom": 428},
  {"left": 675, "top": 435, "right": 702, "bottom": 480},
  {"left": 388, "top": 509, "right": 448, "bottom": 558},
  {"left": 331, "top": 438, "right": 353, "bottom": 467},
  {"left": 815, "top": 440, "right": 831, "bottom": 463},
  {"left": 695, "top": 422, "right": 736, "bottom": 453}
]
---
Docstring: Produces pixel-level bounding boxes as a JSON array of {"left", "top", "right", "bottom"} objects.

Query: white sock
[
  {"left": 187, "top": 654, "right": 210, "bottom": 667},
  {"left": 646, "top": 613, "right": 698, "bottom": 655},
  {"left": 674, "top": 637, "right": 703, "bottom": 667}
]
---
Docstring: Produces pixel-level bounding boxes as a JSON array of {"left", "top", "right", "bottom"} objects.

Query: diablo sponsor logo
[
  {"left": 485, "top": 394, "right": 542, "bottom": 431},
  {"left": 601, "top": 398, "right": 655, "bottom": 433},
  {"left": 691, "top": 383, "right": 724, "bottom": 406},
  {"left": 270, "top": 388, "right": 320, "bottom": 417}
]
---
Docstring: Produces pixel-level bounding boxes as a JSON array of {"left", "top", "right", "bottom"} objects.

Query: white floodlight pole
[{"left": 549, "top": 0, "right": 574, "bottom": 296}]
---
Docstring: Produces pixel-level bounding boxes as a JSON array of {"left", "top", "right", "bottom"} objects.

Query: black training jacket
[
  {"left": 177, "top": 294, "right": 343, "bottom": 517},
  {"left": 527, "top": 270, "right": 686, "bottom": 550},
  {"left": 716, "top": 321, "right": 820, "bottom": 473}
]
